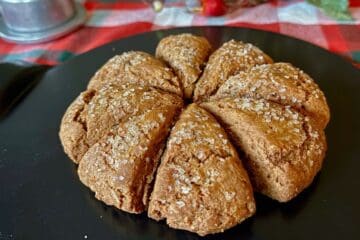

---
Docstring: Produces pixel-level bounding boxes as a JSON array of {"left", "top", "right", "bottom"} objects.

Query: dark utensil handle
[{"left": 0, "top": 61, "right": 51, "bottom": 119}]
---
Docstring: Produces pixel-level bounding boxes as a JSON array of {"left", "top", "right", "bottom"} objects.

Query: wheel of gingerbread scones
[{"left": 59, "top": 33, "right": 329, "bottom": 236}]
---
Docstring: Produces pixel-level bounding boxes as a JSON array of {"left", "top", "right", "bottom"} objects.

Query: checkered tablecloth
[{"left": 0, "top": 0, "right": 359, "bottom": 67}]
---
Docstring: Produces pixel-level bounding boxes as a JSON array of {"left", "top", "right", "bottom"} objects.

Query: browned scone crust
[
  {"left": 77, "top": 87, "right": 183, "bottom": 214},
  {"left": 212, "top": 63, "right": 330, "bottom": 128},
  {"left": 87, "top": 51, "right": 182, "bottom": 96},
  {"left": 59, "top": 84, "right": 183, "bottom": 164},
  {"left": 193, "top": 40, "right": 273, "bottom": 102},
  {"left": 148, "top": 104, "right": 255, "bottom": 236},
  {"left": 59, "top": 89, "right": 96, "bottom": 163},
  {"left": 156, "top": 34, "right": 212, "bottom": 99},
  {"left": 201, "top": 97, "right": 326, "bottom": 202}
]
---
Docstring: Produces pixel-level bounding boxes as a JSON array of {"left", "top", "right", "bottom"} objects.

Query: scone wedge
[
  {"left": 201, "top": 97, "right": 327, "bottom": 202},
  {"left": 77, "top": 87, "right": 183, "bottom": 214},
  {"left": 148, "top": 104, "right": 255, "bottom": 236},
  {"left": 156, "top": 34, "right": 212, "bottom": 99}
]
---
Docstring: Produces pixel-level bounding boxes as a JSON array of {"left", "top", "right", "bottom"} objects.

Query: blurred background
[{"left": 0, "top": 0, "right": 359, "bottom": 66}]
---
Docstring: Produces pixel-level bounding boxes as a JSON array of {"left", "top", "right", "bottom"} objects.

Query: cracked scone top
[
  {"left": 87, "top": 51, "right": 182, "bottom": 96},
  {"left": 194, "top": 39, "right": 273, "bottom": 102},
  {"left": 59, "top": 33, "right": 329, "bottom": 236},
  {"left": 148, "top": 104, "right": 255, "bottom": 236},
  {"left": 59, "top": 84, "right": 183, "bottom": 164},
  {"left": 212, "top": 62, "right": 330, "bottom": 129}
]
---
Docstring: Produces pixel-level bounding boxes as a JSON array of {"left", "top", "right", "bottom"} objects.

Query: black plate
[{"left": 1, "top": 27, "right": 360, "bottom": 240}]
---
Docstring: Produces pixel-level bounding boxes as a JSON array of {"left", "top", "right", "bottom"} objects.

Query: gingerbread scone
[
  {"left": 87, "top": 51, "right": 182, "bottom": 96},
  {"left": 194, "top": 40, "right": 273, "bottom": 102},
  {"left": 148, "top": 104, "right": 255, "bottom": 236},
  {"left": 156, "top": 34, "right": 212, "bottom": 99},
  {"left": 59, "top": 84, "right": 183, "bottom": 164},
  {"left": 78, "top": 104, "right": 182, "bottom": 213},
  {"left": 201, "top": 97, "right": 326, "bottom": 202},
  {"left": 212, "top": 63, "right": 330, "bottom": 128}
]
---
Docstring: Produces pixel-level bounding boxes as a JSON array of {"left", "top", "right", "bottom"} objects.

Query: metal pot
[
  {"left": 0, "top": 0, "right": 86, "bottom": 43},
  {"left": 0, "top": 0, "right": 76, "bottom": 32}
]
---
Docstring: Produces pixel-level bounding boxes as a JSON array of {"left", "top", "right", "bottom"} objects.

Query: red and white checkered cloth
[{"left": 0, "top": 0, "right": 359, "bottom": 67}]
